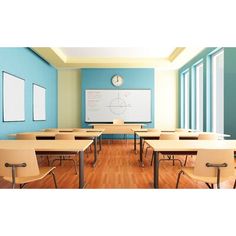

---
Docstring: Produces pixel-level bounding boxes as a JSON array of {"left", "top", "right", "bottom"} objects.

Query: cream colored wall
[
  {"left": 58, "top": 68, "right": 178, "bottom": 129},
  {"left": 58, "top": 69, "right": 81, "bottom": 128},
  {"left": 154, "top": 69, "right": 178, "bottom": 130}
]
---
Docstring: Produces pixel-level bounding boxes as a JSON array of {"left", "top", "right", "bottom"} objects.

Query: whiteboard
[
  {"left": 85, "top": 90, "right": 151, "bottom": 122},
  {"left": 33, "top": 84, "right": 46, "bottom": 121},
  {"left": 3, "top": 72, "right": 25, "bottom": 121}
]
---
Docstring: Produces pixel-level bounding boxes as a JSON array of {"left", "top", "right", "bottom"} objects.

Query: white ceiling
[{"left": 58, "top": 47, "right": 176, "bottom": 58}]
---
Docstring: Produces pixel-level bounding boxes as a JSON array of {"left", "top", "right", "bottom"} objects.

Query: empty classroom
[{"left": 0, "top": 47, "right": 235, "bottom": 190}]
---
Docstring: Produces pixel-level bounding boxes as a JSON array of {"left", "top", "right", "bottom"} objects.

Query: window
[
  {"left": 195, "top": 62, "right": 204, "bottom": 131},
  {"left": 211, "top": 49, "right": 224, "bottom": 133},
  {"left": 183, "top": 70, "right": 190, "bottom": 129}
]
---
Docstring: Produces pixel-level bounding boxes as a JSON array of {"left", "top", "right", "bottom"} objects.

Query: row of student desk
[
  {"left": 9, "top": 131, "right": 103, "bottom": 167},
  {"left": 132, "top": 129, "right": 231, "bottom": 153},
  {"left": 0, "top": 140, "right": 92, "bottom": 188},
  {"left": 145, "top": 140, "right": 236, "bottom": 188},
  {"left": 6, "top": 128, "right": 233, "bottom": 189}
]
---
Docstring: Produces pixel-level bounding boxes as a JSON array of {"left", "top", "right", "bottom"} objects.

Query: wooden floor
[{"left": 0, "top": 139, "right": 235, "bottom": 189}]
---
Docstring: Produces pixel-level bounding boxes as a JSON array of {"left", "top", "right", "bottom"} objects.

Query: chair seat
[
  {"left": 182, "top": 167, "right": 236, "bottom": 184},
  {"left": 4, "top": 167, "right": 56, "bottom": 184}
]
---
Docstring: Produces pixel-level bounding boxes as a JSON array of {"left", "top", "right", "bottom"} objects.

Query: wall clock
[{"left": 111, "top": 75, "right": 124, "bottom": 87}]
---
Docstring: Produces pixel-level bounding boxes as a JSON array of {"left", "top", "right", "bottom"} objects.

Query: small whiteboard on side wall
[
  {"left": 85, "top": 89, "right": 151, "bottom": 122},
  {"left": 3, "top": 72, "right": 25, "bottom": 122},
  {"left": 33, "top": 84, "right": 46, "bottom": 121}
]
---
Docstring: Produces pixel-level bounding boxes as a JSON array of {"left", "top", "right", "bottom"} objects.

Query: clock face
[{"left": 112, "top": 75, "right": 123, "bottom": 87}]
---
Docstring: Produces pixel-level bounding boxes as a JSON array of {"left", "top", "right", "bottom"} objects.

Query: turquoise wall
[
  {"left": 224, "top": 48, "right": 236, "bottom": 139},
  {"left": 81, "top": 68, "right": 155, "bottom": 138},
  {"left": 179, "top": 47, "right": 236, "bottom": 139},
  {"left": 0, "top": 48, "right": 57, "bottom": 139}
]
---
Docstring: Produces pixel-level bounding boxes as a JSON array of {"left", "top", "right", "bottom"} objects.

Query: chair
[
  {"left": 175, "top": 128, "right": 189, "bottom": 132},
  {"left": 150, "top": 133, "right": 182, "bottom": 166},
  {"left": 176, "top": 149, "right": 236, "bottom": 189},
  {"left": 113, "top": 119, "right": 124, "bottom": 125},
  {"left": 144, "top": 129, "right": 161, "bottom": 158},
  {"left": 198, "top": 133, "right": 218, "bottom": 140},
  {"left": 73, "top": 128, "right": 86, "bottom": 132},
  {"left": 16, "top": 133, "right": 51, "bottom": 166},
  {"left": 0, "top": 149, "right": 57, "bottom": 189},
  {"left": 45, "top": 128, "right": 58, "bottom": 132},
  {"left": 51, "top": 133, "right": 78, "bottom": 175},
  {"left": 112, "top": 118, "right": 127, "bottom": 142},
  {"left": 73, "top": 128, "right": 92, "bottom": 154},
  {"left": 183, "top": 133, "right": 218, "bottom": 166},
  {"left": 16, "top": 133, "right": 36, "bottom": 140}
]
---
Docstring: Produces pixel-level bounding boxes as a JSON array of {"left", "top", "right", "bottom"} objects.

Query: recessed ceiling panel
[{"left": 59, "top": 47, "right": 176, "bottom": 58}]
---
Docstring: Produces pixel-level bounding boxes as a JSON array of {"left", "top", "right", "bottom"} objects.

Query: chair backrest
[
  {"left": 0, "top": 149, "right": 40, "bottom": 178},
  {"left": 55, "top": 133, "right": 75, "bottom": 140},
  {"left": 73, "top": 128, "right": 86, "bottom": 132},
  {"left": 45, "top": 128, "right": 58, "bottom": 132},
  {"left": 198, "top": 133, "right": 218, "bottom": 140},
  {"left": 159, "top": 133, "right": 179, "bottom": 140},
  {"left": 16, "top": 133, "right": 36, "bottom": 140},
  {"left": 175, "top": 128, "right": 188, "bottom": 132},
  {"left": 194, "top": 149, "right": 235, "bottom": 178},
  {"left": 113, "top": 119, "right": 124, "bottom": 125},
  {"left": 148, "top": 128, "right": 161, "bottom": 132}
]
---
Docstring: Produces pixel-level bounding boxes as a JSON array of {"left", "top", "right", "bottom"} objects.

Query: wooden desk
[
  {"left": 91, "top": 124, "right": 145, "bottom": 135},
  {"left": 0, "top": 140, "right": 93, "bottom": 188},
  {"left": 145, "top": 140, "right": 236, "bottom": 188},
  {"left": 9, "top": 131, "right": 103, "bottom": 167},
  {"left": 136, "top": 131, "right": 231, "bottom": 165},
  {"left": 131, "top": 128, "right": 148, "bottom": 152},
  {"left": 43, "top": 128, "right": 105, "bottom": 132}
]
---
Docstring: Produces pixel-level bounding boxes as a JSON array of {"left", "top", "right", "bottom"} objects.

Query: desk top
[
  {"left": 42, "top": 128, "right": 105, "bottom": 132},
  {"left": 145, "top": 140, "right": 236, "bottom": 152},
  {"left": 91, "top": 124, "right": 145, "bottom": 127},
  {"left": 136, "top": 131, "right": 231, "bottom": 138},
  {"left": 9, "top": 131, "right": 103, "bottom": 138},
  {"left": 0, "top": 140, "right": 92, "bottom": 152},
  {"left": 132, "top": 128, "right": 148, "bottom": 132}
]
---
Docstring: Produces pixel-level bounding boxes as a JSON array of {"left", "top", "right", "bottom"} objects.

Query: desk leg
[
  {"left": 92, "top": 137, "right": 98, "bottom": 167},
  {"left": 139, "top": 137, "right": 144, "bottom": 167},
  {"left": 134, "top": 132, "right": 137, "bottom": 153},
  {"left": 79, "top": 151, "right": 84, "bottom": 189},
  {"left": 98, "top": 135, "right": 102, "bottom": 152},
  {"left": 154, "top": 151, "right": 159, "bottom": 189}
]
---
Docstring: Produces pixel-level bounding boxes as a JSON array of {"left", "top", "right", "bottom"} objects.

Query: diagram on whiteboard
[
  {"left": 85, "top": 89, "right": 151, "bottom": 122},
  {"left": 108, "top": 92, "right": 131, "bottom": 115}
]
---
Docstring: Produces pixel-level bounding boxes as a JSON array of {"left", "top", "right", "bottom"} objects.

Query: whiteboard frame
[
  {"left": 85, "top": 89, "right": 152, "bottom": 123},
  {"left": 33, "top": 83, "right": 46, "bottom": 121},
  {"left": 2, "top": 71, "right": 25, "bottom": 122}
]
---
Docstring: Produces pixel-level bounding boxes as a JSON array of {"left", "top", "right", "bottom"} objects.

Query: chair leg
[
  {"left": 184, "top": 155, "right": 188, "bottom": 166},
  {"left": 145, "top": 147, "right": 151, "bottom": 158},
  {"left": 151, "top": 152, "right": 154, "bottom": 166},
  {"left": 176, "top": 170, "right": 184, "bottom": 188},
  {"left": 20, "top": 183, "right": 26, "bottom": 189},
  {"left": 205, "top": 183, "right": 214, "bottom": 189},
  {"left": 172, "top": 155, "right": 175, "bottom": 166},
  {"left": 51, "top": 157, "right": 78, "bottom": 175},
  {"left": 47, "top": 156, "right": 50, "bottom": 166},
  {"left": 51, "top": 171, "right": 58, "bottom": 188},
  {"left": 234, "top": 179, "right": 236, "bottom": 189},
  {"left": 51, "top": 158, "right": 58, "bottom": 166},
  {"left": 159, "top": 157, "right": 183, "bottom": 167},
  {"left": 69, "top": 158, "right": 78, "bottom": 175}
]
